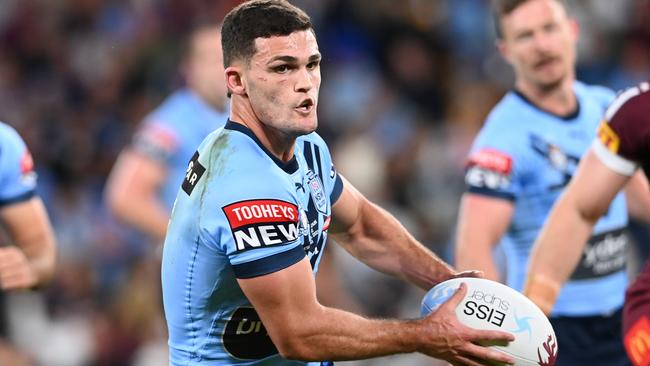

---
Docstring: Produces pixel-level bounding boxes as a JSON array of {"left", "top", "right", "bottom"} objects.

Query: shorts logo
[
  {"left": 223, "top": 199, "right": 299, "bottom": 252},
  {"left": 223, "top": 307, "right": 278, "bottom": 359},
  {"left": 625, "top": 316, "right": 650, "bottom": 366},
  {"left": 182, "top": 151, "right": 205, "bottom": 195},
  {"left": 597, "top": 121, "right": 620, "bottom": 153},
  {"left": 465, "top": 149, "right": 513, "bottom": 190},
  {"left": 306, "top": 170, "right": 327, "bottom": 214}
]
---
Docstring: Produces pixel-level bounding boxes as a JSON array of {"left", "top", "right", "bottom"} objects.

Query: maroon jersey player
[{"left": 523, "top": 81, "right": 650, "bottom": 366}]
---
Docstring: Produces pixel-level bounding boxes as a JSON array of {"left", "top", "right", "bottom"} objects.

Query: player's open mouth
[{"left": 295, "top": 98, "right": 314, "bottom": 114}]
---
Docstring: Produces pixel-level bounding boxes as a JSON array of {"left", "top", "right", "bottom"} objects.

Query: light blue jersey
[
  {"left": 132, "top": 88, "right": 229, "bottom": 208},
  {"left": 464, "top": 81, "right": 628, "bottom": 317},
  {"left": 162, "top": 121, "right": 343, "bottom": 365},
  {"left": 0, "top": 122, "right": 37, "bottom": 205}
]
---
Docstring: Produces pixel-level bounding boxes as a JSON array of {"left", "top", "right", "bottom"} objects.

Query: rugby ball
[{"left": 421, "top": 277, "right": 557, "bottom": 366}]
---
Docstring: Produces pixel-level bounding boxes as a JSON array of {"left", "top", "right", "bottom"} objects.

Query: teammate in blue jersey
[
  {"left": 0, "top": 122, "right": 57, "bottom": 363},
  {"left": 454, "top": 1, "right": 650, "bottom": 365},
  {"left": 105, "top": 22, "right": 229, "bottom": 244},
  {"left": 161, "top": 1, "right": 515, "bottom": 365}
]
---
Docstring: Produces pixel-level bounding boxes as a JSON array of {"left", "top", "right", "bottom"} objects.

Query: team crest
[{"left": 306, "top": 170, "right": 327, "bottom": 214}]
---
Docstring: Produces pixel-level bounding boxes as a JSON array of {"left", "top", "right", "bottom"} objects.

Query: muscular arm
[
  {"left": 624, "top": 170, "right": 650, "bottom": 223},
  {"left": 0, "top": 197, "right": 56, "bottom": 289},
  {"left": 238, "top": 258, "right": 514, "bottom": 364},
  {"left": 329, "top": 177, "right": 464, "bottom": 290},
  {"left": 525, "top": 150, "right": 630, "bottom": 313},
  {"left": 105, "top": 150, "right": 170, "bottom": 242},
  {"left": 454, "top": 194, "right": 514, "bottom": 282}
]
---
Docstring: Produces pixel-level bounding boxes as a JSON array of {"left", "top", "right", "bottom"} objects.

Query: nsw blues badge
[{"left": 306, "top": 170, "right": 327, "bottom": 214}]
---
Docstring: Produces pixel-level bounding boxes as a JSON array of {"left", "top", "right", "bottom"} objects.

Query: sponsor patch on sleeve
[
  {"left": 132, "top": 123, "right": 178, "bottom": 162},
  {"left": 625, "top": 316, "right": 650, "bottom": 366},
  {"left": 223, "top": 199, "right": 300, "bottom": 252},
  {"left": 597, "top": 120, "right": 620, "bottom": 153},
  {"left": 181, "top": 151, "right": 205, "bottom": 196},
  {"left": 464, "top": 149, "right": 513, "bottom": 190}
]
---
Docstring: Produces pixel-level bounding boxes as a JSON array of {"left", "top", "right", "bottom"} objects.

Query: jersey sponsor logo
[
  {"left": 222, "top": 307, "right": 278, "bottom": 360},
  {"left": 570, "top": 227, "right": 628, "bottom": 280},
  {"left": 181, "top": 151, "right": 205, "bottom": 195},
  {"left": 624, "top": 316, "right": 650, "bottom": 366},
  {"left": 306, "top": 170, "right": 327, "bottom": 214},
  {"left": 465, "top": 149, "right": 513, "bottom": 190},
  {"left": 19, "top": 150, "right": 37, "bottom": 186},
  {"left": 223, "top": 199, "right": 299, "bottom": 252},
  {"left": 597, "top": 121, "right": 621, "bottom": 153}
]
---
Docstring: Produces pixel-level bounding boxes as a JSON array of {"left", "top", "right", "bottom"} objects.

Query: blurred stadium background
[{"left": 0, "top": 0, "right": 649, "bottom": 365}]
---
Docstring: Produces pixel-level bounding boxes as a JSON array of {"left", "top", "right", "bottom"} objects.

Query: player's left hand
[{"left": 0, "top": 247, "right": 38, "bottom": 290}]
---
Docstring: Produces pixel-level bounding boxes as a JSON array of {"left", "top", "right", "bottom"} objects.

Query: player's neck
[
  {"left": 515, "top": 77, "right": 577, "bottom": 117},
  {"left": 229, "top": 98, "right": 296, "bottom": 162}
]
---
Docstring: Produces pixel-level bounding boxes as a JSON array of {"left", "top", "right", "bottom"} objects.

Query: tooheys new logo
[{"left": 223, "top": 199, "right": 299, "bottom": 252}]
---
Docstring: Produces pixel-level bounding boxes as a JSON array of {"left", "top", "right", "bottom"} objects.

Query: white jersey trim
[{"left": 591, "top": 140, "right": 638, "bottom": 176}]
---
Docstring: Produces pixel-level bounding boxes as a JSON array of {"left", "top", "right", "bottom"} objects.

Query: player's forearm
[
  {"left": 333, "top": 200, "right": 453, "bottom": 290},
  {"left": 274, "top": 305, "right": 422, "bottom": 361},
  {"left": 455, "top": 242, "right": 501, "bottom": 282},
  {"left": 526, "top": 196, "right": 595, "bottom": 312},
  {"left": 108, "top": 195, "right": 169, "bottom": 242},
  {"left": 528, "top": 199, "right": 595, "bottom": 286},
  {"left": 455, "top": 225, "right": 501, "bottom": 281}
]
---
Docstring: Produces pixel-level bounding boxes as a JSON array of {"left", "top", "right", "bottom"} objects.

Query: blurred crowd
[{"left": 0, "top": 0, "right": 649, "bottom": 365}]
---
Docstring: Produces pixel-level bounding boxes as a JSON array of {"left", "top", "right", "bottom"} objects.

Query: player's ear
[
  {"left": 496, "top": 39, "right": 512, "bottom": 64},
  {"left": 225, "top": 66, "right": 246, "bottom": 96}
]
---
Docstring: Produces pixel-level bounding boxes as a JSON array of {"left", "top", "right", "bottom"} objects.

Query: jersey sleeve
[
  {"left": 186, "top": 138, "right": 305, "bottom": 279},
  {"left": 131, "top": 119, "right": 180, "bottom": 164},
  {"left": 463, "top": 120, "right": 525, "bottom": 201},
  {"left": 0, "top": 124, "right": 37, "bottom": 206},
  {"left": 592, "top": 82, "right": 650, "bottom": 176}
]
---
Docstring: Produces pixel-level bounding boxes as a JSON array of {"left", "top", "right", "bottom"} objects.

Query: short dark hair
[
  {"left": 492, "top": 0, "right": 566, "bottom": 39},
  {"left": 221, "top": 0, "right": 313, "bottom": 67}
]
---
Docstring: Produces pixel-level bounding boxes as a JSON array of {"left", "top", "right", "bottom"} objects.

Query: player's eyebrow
[{"left": 268, "top": 53, "right": 321, "bottom": 64}]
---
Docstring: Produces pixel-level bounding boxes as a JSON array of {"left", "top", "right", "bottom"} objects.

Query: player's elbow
[
  {"left": 104, "top": 183, "right": 128, "bottom": 218},
  {"left": 275, "top": 337, "right": 310, "bottom": 360}
]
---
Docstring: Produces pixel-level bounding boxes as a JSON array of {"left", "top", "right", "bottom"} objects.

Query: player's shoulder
[
  {"left": 605, "top": 81, "right": 650, "bottom": 121},
  {"left": 0, "top": 121, "right": 26, "bottom": 148},
  {"left": 474, "top": 93, "right": 526, "bottom": 146},
  {"left": 143, "top": 89, "right": 196, "bottom": 129},
  {"left": 575, "top": 80, "right": 616, "bottom": 108},
  {"left": 297, "top": 131, "right": 328, "bottom": 148}
]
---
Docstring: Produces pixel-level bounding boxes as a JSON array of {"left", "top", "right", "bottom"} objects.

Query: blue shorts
[{"left": 550, "top": 308, "right": 631, "bottom": 366}]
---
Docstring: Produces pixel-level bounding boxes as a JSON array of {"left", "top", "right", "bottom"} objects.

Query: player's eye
[
  {"left": 273, "top": 65, "right": 291, "bottom": 73},
  {"left": 307, "top": 60, "right": 320, "bottom": 70}
]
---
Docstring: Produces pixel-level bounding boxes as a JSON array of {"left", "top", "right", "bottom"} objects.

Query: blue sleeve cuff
[
  {"left": 466, "top": 186, "right": 516, "bottom": 201},
  {"left": 330, "top": 175, "right": 344, "bottom": 204},
  {"left": 0, "top": 190, "right": 36, "bottom": 207},
  {"left": 232, "top": 245, "right": 306, "bottom": 279}
]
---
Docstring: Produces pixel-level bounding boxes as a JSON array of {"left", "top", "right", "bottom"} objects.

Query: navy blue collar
[
  {"left": 225, "top": 120, "right": 299, "bottom": 174},
  {"left": 513, "top": 89, "right": 580, "bottom": 121}
]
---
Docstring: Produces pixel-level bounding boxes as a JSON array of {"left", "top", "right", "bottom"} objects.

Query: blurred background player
[
  {"left": 105, "top": 21, "right": 229, "bottom": 244},
  {"left": 454, "top": 0, "right": 649, "bottom": 365},
  {"left": 0, "top": 121, "right": 57, "bottom": 365},
  {"left": 103, "top": 21, "right": 229, "bottom": 365},
  {"left": 525, "top": 81, "right": 650, "bottom": 366}
]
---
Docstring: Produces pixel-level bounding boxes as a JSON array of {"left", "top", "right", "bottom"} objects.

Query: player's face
[
  {"left": 498, "top": 0, "right": 578, "bottom": 91},
  {"left": 186, "top": 27, "right": 227, "bottom": 110},
  {"left": 244, "top": 30, "right": 321, "bottom": 136}
]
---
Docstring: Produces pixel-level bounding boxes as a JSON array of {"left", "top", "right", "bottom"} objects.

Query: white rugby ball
[{"left": 421, "top": 277, "right": 558, "bottom": 366}]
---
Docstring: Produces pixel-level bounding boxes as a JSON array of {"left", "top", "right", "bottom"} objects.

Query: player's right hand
[
  {"left": 0, "top": 246, "right": 38, "bottom": 290},
  {"left": 418, "top": 283, "right": 515, "bottom": 366}
]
